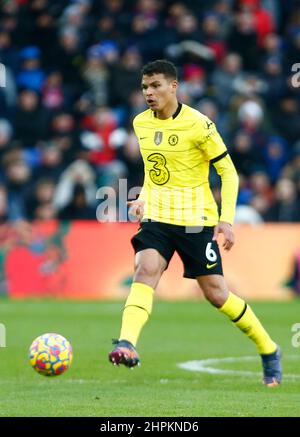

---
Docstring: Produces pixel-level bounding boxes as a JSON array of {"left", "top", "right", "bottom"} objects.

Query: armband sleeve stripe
[{"left": 210, "top": 151, "right": 228, "bottom": 164}]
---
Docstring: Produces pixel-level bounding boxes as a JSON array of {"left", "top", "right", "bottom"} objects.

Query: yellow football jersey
[{"left": 133, "top": 103, "right": 237, "bottom": 226}]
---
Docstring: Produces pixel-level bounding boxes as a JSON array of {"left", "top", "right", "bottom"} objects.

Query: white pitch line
[{"left": 178, "top": 355, "right": 300, "bottom": 380}]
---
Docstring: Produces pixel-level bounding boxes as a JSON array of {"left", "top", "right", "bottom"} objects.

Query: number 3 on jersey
[{"left": 147, "top": 153, "right": 170, "bottom": 185}]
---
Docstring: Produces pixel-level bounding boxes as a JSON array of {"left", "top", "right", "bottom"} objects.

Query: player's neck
[{"left": 155, "top": 99, "right": 179, "bottom": 120}]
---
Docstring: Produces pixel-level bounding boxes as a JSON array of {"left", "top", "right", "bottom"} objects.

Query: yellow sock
[
  {"left": 219, "top": 292, "right": 277, "bottom": 354},
  {"left": 119, "top": 282, "right": 154, "bottom": 347}
]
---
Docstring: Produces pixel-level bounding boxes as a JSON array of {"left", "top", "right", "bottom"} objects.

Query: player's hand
[
  {"left": 127, "top": 200, "right": 145, "bottom": 221},
  {"left": 212, "top": 221, "right": 234, "bottom": 251}
]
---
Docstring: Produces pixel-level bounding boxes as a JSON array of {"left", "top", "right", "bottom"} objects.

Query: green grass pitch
[{"left": 0, "top": 298, "right": 299, "bottom": 417}]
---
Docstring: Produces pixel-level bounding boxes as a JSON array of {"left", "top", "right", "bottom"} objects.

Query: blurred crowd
[{"left": 0, "top": 0, "right": 300, "bottom": 223}]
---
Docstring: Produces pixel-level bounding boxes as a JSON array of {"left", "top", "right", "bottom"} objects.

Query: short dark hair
[{"left": 141, "top": 59, "right": 177, "bottom": 80}]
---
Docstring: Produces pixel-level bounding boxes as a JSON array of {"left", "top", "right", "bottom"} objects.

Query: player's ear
[{"left": 171, "top": 80, "right": 178, "bottom": 93}]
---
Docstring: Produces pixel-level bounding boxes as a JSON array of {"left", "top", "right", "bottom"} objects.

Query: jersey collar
[{"left": 153, "top": 102, "right": 182, "bottom": 120}]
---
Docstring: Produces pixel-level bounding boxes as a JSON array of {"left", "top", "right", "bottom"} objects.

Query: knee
[
  {"left": 135, "top": 260, "right": 162, "bottom": 280},
  {"left": 199, "top": 277, "right": 229, "bottom": 308},
  {"left": 134, "top": 260, "right": 163, "bottom": 287}
]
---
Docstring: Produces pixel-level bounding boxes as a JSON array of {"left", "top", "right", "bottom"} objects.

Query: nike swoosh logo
[
  {"left": 139, "top": 137, "right": 147, "bottom": 140},
  {"left": 206, "top": 262, "right": 218, "bottom": 269}
]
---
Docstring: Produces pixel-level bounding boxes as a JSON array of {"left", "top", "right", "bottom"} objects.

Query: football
[{"left": 29, "top": 333, "right": 73, "bottom": 376}]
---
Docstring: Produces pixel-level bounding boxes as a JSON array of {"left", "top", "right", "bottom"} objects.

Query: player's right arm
[
  {"left": 127, "top": 199, "right": 145, "bottom": 220},
  {"left": 128, "top": 115, "right": 147, "bottom": 221}
]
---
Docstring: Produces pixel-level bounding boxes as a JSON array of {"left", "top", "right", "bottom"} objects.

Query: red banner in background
[{"left": 2, "top": 221, "right": 299, "bottom": 300}]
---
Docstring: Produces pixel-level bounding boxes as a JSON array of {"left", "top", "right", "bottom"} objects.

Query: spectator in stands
[
  {"left": 5, "top": 159, "right": 32, "bottom": 220},
  {"left": 272, "top": 95, "right": 300, "bottom": 144},
  {"left": 0, "top": 184, "right": 9, "bottom": 223},
  {"left": 230, "top": 131, "right": 261, "bottom": 176},
  {"left": 17, "top": 46, "right": 46, "bottom": 92},
  {"left": 0, "top": 119, "right": 13, "bottom": 164},
  {"left": 14, "top": 89, "right": 48, "bottom": 148},
  {"left": 53, "top": 159, "right": 96, "bottom": 213},
  {"left": 0, "top": 29, "right": 18, "bottom": 72},
  {"left": 26, "top": 178, "right": 56, "bottom": 220},
  {"left": 211, "top": 53, "right": 244, "bottom": 109},
  {"left": 82, "top": 45, "right": 109, "bottom": 107},
  {"left": 109, "top": 46, "right": 142, "bottom": 107},
  {"left": 32, "top": 143, "right": 65, "bottom": 182},
  {"left": 58, "top": 182, "right": 96, "bottom": 220},
  {"left": 41, "top": 71, "right": 65, "bottom": 111},
  {"left": 263, "top": 136, "right": 288, "bottom": 184},
  {"left": 264, "top": 177, "right": 300, "bottom": 222}
]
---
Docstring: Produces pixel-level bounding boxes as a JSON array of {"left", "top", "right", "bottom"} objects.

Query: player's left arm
[
  {"left": 212, "top": 153, "right": 239, "bottom": 251},
  {"left": 199, "top": 119, "right": 239, "bottom": 251}
]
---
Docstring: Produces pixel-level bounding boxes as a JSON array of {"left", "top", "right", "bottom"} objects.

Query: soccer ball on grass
[{"left": 29, "top": 333, "right": 73, "bottom": 376}]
